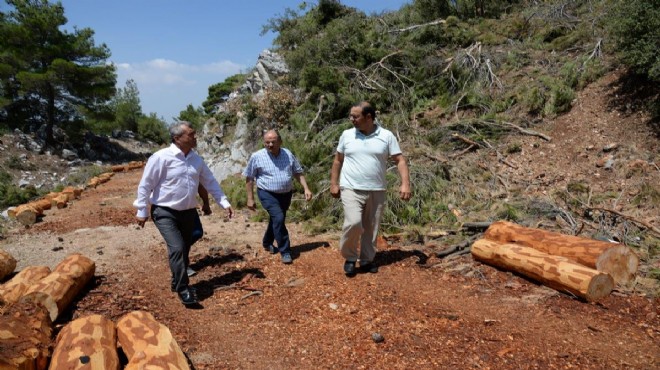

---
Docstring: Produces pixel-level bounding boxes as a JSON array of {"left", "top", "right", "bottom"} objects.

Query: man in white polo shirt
[
  {"left": 330, "top": 102, "right": 411, "bottom": 277},
  {"left": 244, "top": 129, "right": 312, "bottom": 264}
]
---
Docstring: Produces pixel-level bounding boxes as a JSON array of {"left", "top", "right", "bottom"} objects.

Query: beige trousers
[{"left": 339, "top": 188, "right": 386, "bottom": 263}]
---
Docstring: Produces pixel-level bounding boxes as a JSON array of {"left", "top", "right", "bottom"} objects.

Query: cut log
[
  {"left": 0, "top": 249, "right": 17, "bottom": 281},
  {"left": 0, "top": 301, "right": 53, "bottom": 370},
  {"left": 111, "top": 164, "right": 128, "bottom": 172},
  {"left": 117, "top": 311, "right": 190, "bottom": 370},
  {"left": 62, "top": 186, "right": 83, "bottom": 200},
  {"left": 87, "top": 177, "right": 101, "bottom": 188},
  {"left": 13, "top": 204, "right": 41, "bottom": 225},
  {"left": 483, "top": 220, "right": 639, "bottom": 284},
  {"left": 49, "top": 314, "right": 119, "bottom": 370},
  {"left": 20, "top": 254, "right": 95, "bottom": 321},
  {"left": 472, "top": 239, "right": 614, "bottom": 301},
  {"left": 31, "top": 198, "right": 52, "bottom": 212},
  {"left": 50, "top": 193, "right": 69, "bottom": 209},
  {"left": 0, "top": 265, "right": 51, "bottom": 304}
]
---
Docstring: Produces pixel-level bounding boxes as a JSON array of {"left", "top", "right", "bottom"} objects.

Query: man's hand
[
  {"left": 330, "top": 184, "right": 341, "bottom": 199},
  {"left": 226, "top": 207, "right": 234, "bottom": 219},
  {"left": 247, "top": 199, "right": 256, "bottom": 211},
  {"left": 304, "top": 188, "right": 313, "bottom": 201},
  {"left": 399, "top": 184, "right": 412, "bottom": 201},
  {"left": 136, "top": 216, "right": 148, "bottom": 228},
  {"left": 201, "top": 203, "right": 212, "bottom": 215}
]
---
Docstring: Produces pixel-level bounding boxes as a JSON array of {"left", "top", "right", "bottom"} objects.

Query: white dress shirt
[{"left": 133, "top": 144, "right": 231, "bottom": 218}]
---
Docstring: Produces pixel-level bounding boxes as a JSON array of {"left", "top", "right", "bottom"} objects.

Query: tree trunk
[
  {"left": 50, "top": 193, "right": 69, "bottom": 209},
  {"left": 117, "top": 311, "right": 190, "bottom": 370},
  {"left": 472, "top": 239, "right": 614, "bottom": 302},
  {"left": 20, "top": 254, "right": 95, "bottom": 321},
  {"left": 0, "top": 265, "right": 51, "bottom": 304},
  {"left": 49, "top": 314, "right": 120, "bottom": 370},
  {"left": 0, "top": 301, "right": 53, "bottom": 370},
  {"left": 0, "top": 248, "right": 17, "bottom": 281},
  {"left": 483, "top": 221, "right": 639, "bottom": 284}
]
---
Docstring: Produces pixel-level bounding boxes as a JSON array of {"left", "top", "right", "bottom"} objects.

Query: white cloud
[{"left": 113, "top": 58, "right": 245, "bottom": 121}]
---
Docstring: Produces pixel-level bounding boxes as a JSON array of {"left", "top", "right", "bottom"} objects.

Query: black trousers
[{"left": 151, "top": 205, "right": 196, "bottom": 292}]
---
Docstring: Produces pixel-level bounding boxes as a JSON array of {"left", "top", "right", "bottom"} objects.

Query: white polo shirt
[{"left": 336, "top": 125, "right": 401, "bottom": 191}]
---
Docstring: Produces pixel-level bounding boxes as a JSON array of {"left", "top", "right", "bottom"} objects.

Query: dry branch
[
  {"left": 588, "top": 207, "right": 660, "bottom": 236},
  {"left": 498, "top": 121, "right": 552, "bottom": 141},
  {"left": 390, "top": 18, "right": 446, "bottom": 33}
]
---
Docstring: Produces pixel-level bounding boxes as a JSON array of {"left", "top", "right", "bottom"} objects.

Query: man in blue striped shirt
[{"left": 244, "top": 130, "right": 312, "bottom": 264}]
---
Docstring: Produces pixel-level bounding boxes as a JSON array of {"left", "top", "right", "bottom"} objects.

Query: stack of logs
[
  {"left": 472, "top": 221, "right": 640, "bottom": 302},
  {"left": 0, "top": 249, "right": 188, "bottom": 369},
  {"left": 7, "top": 161, "right": 144, "bottom": 226}
]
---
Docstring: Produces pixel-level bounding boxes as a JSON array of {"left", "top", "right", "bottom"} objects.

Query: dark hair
[{"left": 354, "top": 101, "right": 376, "bottom": 120}]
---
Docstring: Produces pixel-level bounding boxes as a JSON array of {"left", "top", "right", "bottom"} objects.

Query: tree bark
[
  {"left": 20, "top": 254, "right": 95, "bottom": 321},
  {"left": 483, "top": 221, "right": 639, "bottom": 284},
  {"left": 472, "top": 239, "right": 614, "bottom": 302},
  {"left": 49, "top": 314, "right": 120, "bottom": 370},
  {"left": 0, "top": 301, "right": 53, "bottom": 370},
  {"left": 0, "top": 265, "right": 50, "bottom": 304},
  {"left": 50, "top": 193, "right": 69, "bottom": 209},
  {"left": 0, "top": 248, "right": 17, "bottom": 281},
  {"left": 117, "top": 311, "right": 190, "bottom": 370}
]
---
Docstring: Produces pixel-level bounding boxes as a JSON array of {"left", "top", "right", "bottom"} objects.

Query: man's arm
[
  {"left": 246, "top": 177, "right": 256, "bottom": 211},
  {"left": 330, "top": 152, "right": 344, "bottom": 199},
  {"left": 198, "top": 184, "right": 211, "bottom": 215},
  {"left": 391, "top": 154, "right": 411, "bottom": 201},
  {"left": 294, "top": 173, "right": 313, "bottom": 201}
]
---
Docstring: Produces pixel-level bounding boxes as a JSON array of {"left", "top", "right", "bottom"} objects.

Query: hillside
[{"left": 0, "top": 69, "right": 658, "bottom": 369}]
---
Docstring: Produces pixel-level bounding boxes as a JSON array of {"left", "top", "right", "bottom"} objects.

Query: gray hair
[{"left": 170, "top": 121, "right": 193, "bottom": 142}]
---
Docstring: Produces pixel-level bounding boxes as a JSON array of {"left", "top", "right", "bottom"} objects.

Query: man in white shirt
[
  {"left": 134, "top": 121, "right": 233, "bottom": 305},
  {"left": 330, "top": 102, "right": 411, "bottom": 277}
]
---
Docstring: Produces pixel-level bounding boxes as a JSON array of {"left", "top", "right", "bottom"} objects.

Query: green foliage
[
  {"left": 0, "top": 169, "right": 40, "bottom": 208},
  {"left": 137, "top": 113, "right": 168, "bottom": 144},
  {"left": 112, "top": 79, "right": 142, "bottom": 132},
  {"left": 202, "top": 74, "right": 247, "bottom": 115},
  {"left": 5, "top": 155, "right": 35, "bottom": 170},
  {"left": 0, "top": 0, "right": 117, "bottom": 143},
  {"left": 177, "top": 104, "right": 207, "bottom": 131},
  {"left": 608, "top": 0, "right": 660, "bottom": 81}
]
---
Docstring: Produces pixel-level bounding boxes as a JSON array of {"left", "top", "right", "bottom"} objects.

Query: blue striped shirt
[{"left": 243, "top": 148, "right": 304, "bottom": 193}]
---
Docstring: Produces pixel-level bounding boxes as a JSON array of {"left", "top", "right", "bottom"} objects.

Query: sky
[{"left": 53, "top": 0, "right": 412, "bottom": 123}]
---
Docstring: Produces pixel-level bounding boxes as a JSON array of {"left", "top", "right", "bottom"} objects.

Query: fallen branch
[
  {"left": 390, "top": 18, "right": 446, "bottom": 33},
  {"left": 240, "top": 291, "right": 263, "bottom": 300},
  {"left": 436, "top": 235, "right": 479, "bottom": 258},
  {"left": 588, "top": 207, "right": 660, "bottom": 236},
  {"left": 498, "top": 121, "right": 552, "bottom": 141},
  {"left": 304, "top": 95, "right": 326, "bottom": 141}
]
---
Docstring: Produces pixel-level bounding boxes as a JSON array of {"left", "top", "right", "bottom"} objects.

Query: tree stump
[
  {"left": 49, "top": 314, "right": 120, "bottom": 370},
  {"left": 0, "top": 249, "right": 17, "bottom": 281},
  {"left": 0, "top": 301, "right": 52, "bottom": 370},
  {"left": 0, "top": 265, "right": 51, "bottom": 304},
  {"left": 20, "top": 254, "right": 95, "bottom": 321},
  {"left": 472, "top": 239, "right": 614, "bottom": 302},
  {"left": 117, "top": 311, "right": 190, "bottom": 370},
  {"left": 483, "top": 220, "right": 639, "bottom": 284}
]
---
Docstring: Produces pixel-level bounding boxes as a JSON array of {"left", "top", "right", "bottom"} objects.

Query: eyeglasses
[{"left": 349, "top": 114, "right": 361, "bottom": 119}]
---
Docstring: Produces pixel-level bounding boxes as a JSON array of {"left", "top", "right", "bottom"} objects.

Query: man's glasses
[{"left": 349, "top": 114, "right": 361, "bottom": 119}]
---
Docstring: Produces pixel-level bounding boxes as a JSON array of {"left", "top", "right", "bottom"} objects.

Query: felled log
[
  {"left": 62, "top": 186, "right": 83, "bottom": 200},
  {"left": 50, "top": 193, "right": 69, "bottom": 209},
  {"left": 0, "top": 265, "right": 51, "bottom": 304},
  {"left": 87, "top": 177, "right": 101, "bottom": 188},
  {"left": 31, "top": 198, "right": 52, "bottom": 212},
  {"left": 483, "top": 220, "right": 639, "bottom": 284},
  {"left": 98, "top": 172, "right": 114, "bottom": 184},
  {"left": 49, "top": 314, "right": 119, "bottom": 370},
  {"left": 20, "top": 253, "right": 95, "bottom": 321},
  {"left": 13, "top": 203, "right": 44, "bottom": 226},
  {"left": 127, "top": 161, "right": 145, "bottom": 170},
  {"left": 472, "top": 239, "right": 614, "bottom": 302},
  {"left": 117, "top": 311, "right": 190, "bottom": 370},
  {"left": 0, "top": 301, "right": 53, "bottom": 370},
  {"left": 0, "top": 249, "right": 17, "bottom": 281},
  {"left": 111, "top": 164, "right": 128, "bottom": 172}
]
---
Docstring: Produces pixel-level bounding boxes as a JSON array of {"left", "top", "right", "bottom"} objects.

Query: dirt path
[{"left": 2, "top": 168, "right": 658, "bottom": 369}]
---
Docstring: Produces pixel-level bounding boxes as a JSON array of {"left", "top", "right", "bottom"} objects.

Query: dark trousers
[
  {"left": 257, "top": 189, "right": 293, "bottom": 255},
  {"left": 191, "top": 211, "right": 203, "bottom": 245},
  {"left": 151, "top": 205, "right": 196, "bottom": 292}
]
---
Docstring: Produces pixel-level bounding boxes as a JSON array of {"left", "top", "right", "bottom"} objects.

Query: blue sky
[{"left": 55, "top": 0, "right": 411, "bottom": 123}]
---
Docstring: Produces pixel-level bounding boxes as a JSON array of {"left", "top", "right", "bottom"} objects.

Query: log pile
[
  {"left": 472, "top": 221, "right": 639, "bottom": 301},
  {"left": 6, "top": 161, "right": 142, "bottom": 226}
]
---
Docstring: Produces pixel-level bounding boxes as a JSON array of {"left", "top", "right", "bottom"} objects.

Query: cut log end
[
  {"left": 595, "top": 245, "right": 640, "bottom": 285},
  {"left": 586, "top": 273, "right": 615, "bottom": 301}
]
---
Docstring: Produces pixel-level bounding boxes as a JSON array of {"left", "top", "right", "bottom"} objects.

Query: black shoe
[
  {"left": 178, "top": 288, "right": 198, "bottom": 305},
  {"left": 360, "top": 262, "right": 379, "bottom": 273},
  {"left": 344, "top": 260, "right": 356, "bottom": 277}
]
